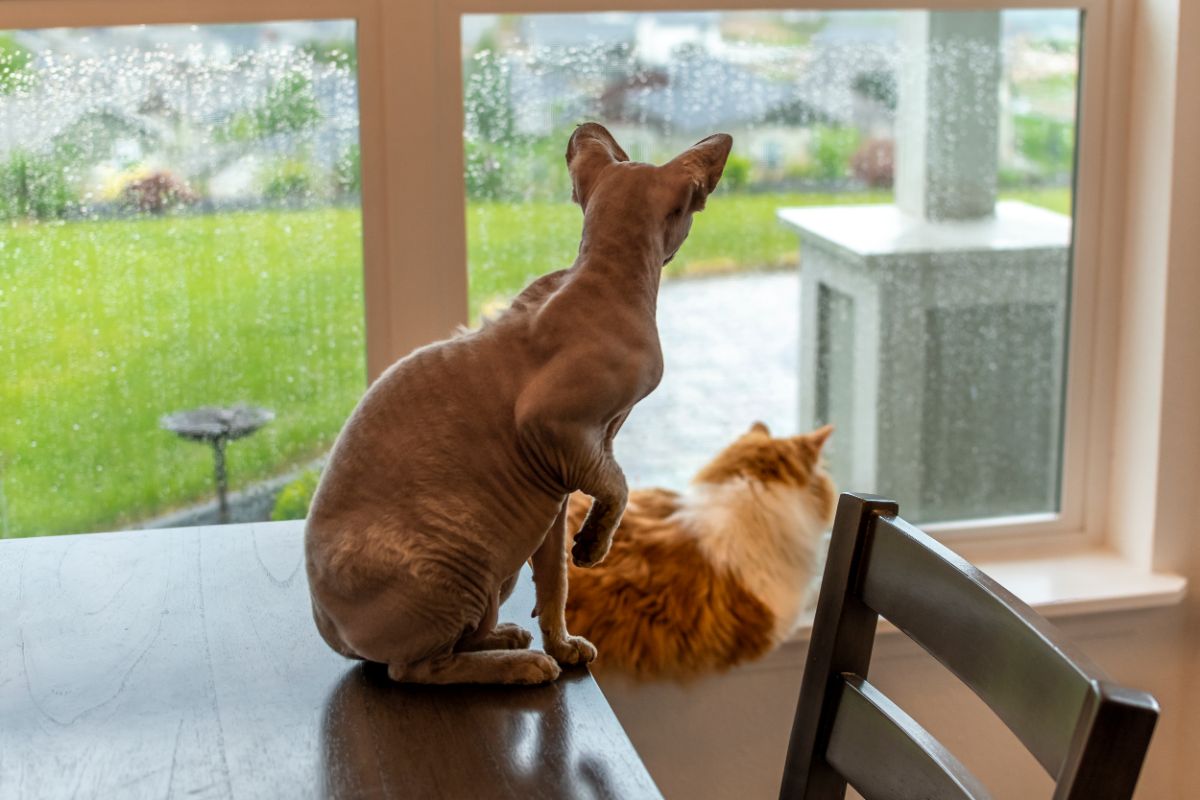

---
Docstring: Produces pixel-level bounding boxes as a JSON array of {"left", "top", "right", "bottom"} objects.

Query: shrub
[
  {"left": 850, "top": 138, "right": 894, "bottom": 188},
  {"left": 0, "top": 150, "right": 76, "bottom": 220},
  {"left": 334, "top": 144, "right": 361, "bottom": 195},
  {"left": 120, "top": 171, "right": 198, "bottom": 214},
  {"left": 722, "top": 154, "right": 753, "bottom": 192},
  {"left": 300, "top": 39, "right": 357, "bottom": 72},
  {"left": 1013, "top": 113, "right": 1074, "bottom": 177},
  {"left": 260, "top": 158, "right": 318, "bottom": 203},
  {"left": 851, "top": 70, "right": 897, "bottom": 111},
  {"left": 464, "top": 140, "right": 505, "bottom": 201},
  {"left": 271, "top": 468, "right": 321, "bottom": 521},
  {"left": 256, "top": 73, "right": 321, "bottom": 137},
  {"left": 216, "top": 73, "right": 321, "bottom": 143},
  {"left": 0, "top": 33, "right": 33, "bottom": 95},
  {"left": 808, "top": 125, "right": 861, "bottom": 182}
]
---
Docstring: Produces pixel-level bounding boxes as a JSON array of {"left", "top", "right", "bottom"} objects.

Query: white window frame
[{"left": 0, "top": 0, "right": 1151, "bottom": 563}]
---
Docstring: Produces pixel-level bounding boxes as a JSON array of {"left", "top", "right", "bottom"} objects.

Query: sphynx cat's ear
[
  {"left": 666, "top": 132, "right": 733, "bottom": 213},
  {"left": 566, "top": 122, "right": 630, "bottom": 209}
]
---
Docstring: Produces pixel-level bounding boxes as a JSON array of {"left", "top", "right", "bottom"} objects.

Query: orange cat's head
[{"left": 691, "top": 421, "right": 838, "bottom": 524}]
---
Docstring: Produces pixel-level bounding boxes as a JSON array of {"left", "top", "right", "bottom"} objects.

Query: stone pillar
[
  {"left": 895, "top": 11, "right": 1002, "bottom": 221},
  {"left": 778, "top": 9, "right": 1075, "bottom": 523}
]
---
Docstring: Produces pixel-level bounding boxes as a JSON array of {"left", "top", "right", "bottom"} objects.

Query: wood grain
[{"left": 0, "top": 522, "right": 663, "bottom": 799}]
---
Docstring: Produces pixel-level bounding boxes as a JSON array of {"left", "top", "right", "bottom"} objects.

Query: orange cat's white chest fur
[{"left": 678, "top": 478, "right": 826, "bottom": 644}]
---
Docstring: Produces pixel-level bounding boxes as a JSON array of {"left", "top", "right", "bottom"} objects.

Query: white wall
[{"left": 597, "top": 606, "right": 1188, "bottom": 799}]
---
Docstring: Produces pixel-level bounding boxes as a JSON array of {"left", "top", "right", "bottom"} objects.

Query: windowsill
[{"left": 785, "top": 548, "right": 1187, "bottom": 645}]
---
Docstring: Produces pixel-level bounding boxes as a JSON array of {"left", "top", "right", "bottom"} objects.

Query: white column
[{"left": 896, "top": 11, "right": 1002, "bottom": 221}]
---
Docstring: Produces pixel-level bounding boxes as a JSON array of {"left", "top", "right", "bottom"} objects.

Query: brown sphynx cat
[{"left": 305, "top": 123, "right": 732, "bottom": 684}]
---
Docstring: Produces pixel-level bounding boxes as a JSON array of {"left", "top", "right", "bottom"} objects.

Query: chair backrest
[{"left": 779, "top": 493, "right": 1159, "bottom": 800}]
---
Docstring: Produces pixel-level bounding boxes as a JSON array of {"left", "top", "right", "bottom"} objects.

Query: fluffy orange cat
[{"left": 564, "top": 422, "right": 836, "bottom": 678}]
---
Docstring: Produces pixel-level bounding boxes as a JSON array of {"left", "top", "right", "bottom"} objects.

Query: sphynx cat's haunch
[{"left": 305, "top": 123, "right": 732, "bottom": 684}]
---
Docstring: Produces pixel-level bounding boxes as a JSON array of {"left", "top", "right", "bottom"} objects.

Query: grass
[
  {"left": 0, "top": 208, "right": 367, "bottom": 537},
  {"left": 467, "top": 185, "right": 1072, "bottom": 318},
  {"left": 1, "top": 185, "right": 1070, "bottom": 537}
]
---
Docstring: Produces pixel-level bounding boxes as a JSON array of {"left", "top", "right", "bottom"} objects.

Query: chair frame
[{"left": 779, "top": 493, "right": 1159, "bottom": 800}]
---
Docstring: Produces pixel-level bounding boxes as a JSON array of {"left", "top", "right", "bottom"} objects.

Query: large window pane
[
  {"left": 0, "top": 22, "right": 364, "bottom": 537},
  {"left": 462, "top": 10, "right": 1079, "bottom": 523}
]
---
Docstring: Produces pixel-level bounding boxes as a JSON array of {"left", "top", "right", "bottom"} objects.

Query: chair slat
[
  {"left": 858, "top": 513, "right": 1097, "bottom": 776},
  {"left": 826, "top": 675, "right": 992, "bottom": 800}
]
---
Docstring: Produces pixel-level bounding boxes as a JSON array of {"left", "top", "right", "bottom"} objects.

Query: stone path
[{"left": 614, "top": 270, "right": 802, "bottom": 491}]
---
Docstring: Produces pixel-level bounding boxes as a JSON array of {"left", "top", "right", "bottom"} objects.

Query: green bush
[
  {"left": 257, "top": 74, "right": 321, "bottom": 137},
  {"left": 1013, "top": 113, "right": 1074, "bottom": 176},
  {"left": 217, "top": 73, "right": 321, "bottom": 143},
  {"left": 300, "top": 39, "right": 357, "bottom": 72},
  {"left": 260, "top": 158, "right": 318, "bottom": 202},
  {"left": 334, "top": 144, "right": 361, "bottom": 195},
  {"left": 0, "top": 150, "right": 76, "bottom": 220},
  {"left": 807, "top": 125, "right": 861, "bottom": 182},
  {"left": 0, "top": 33, "right": 33, "bottom": 95},
  {"left": 465, "top": 140, "right": 506, "bottom": 201},
  {"left": 722, "top": 154, "right": 752, "bottom": 192},
  {"left": 271, "top": 468, "right": 322, "bottom": 521}
]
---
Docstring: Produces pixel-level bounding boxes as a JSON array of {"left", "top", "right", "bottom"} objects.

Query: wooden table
[{"left": 0, "top": 522, "right": 663, "bottom": 799}]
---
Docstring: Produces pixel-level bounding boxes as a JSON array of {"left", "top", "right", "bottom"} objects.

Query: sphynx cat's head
[{"left": 566, "top": 122, "right": 733, "bottom": 266}]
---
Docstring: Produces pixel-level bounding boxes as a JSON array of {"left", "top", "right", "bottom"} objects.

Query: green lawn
[
  {"left": 1, "top": 208, "right": 367, "bottom": 537},
  {"left": 1, "top": 186, "right": 1070, "bottom": 537},
  {"left": 467, "top": 186, "right": 1072, "bottom": 318}
]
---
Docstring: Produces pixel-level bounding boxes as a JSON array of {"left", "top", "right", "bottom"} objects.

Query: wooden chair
[{"left": 779, "top": 493, "right": 1159, "bottom": 800}]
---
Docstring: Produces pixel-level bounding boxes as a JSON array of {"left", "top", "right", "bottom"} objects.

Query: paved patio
[{"left": 614, "top": 270, "right": 801, "bottom": 491}]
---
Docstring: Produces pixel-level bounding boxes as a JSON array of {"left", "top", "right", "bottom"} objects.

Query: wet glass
[
  {"left": 0, "top": 21, "right": 364, "bottom": 537},
  {"left": 461, "top": 10, "right": 1080, "bottom": 523}
]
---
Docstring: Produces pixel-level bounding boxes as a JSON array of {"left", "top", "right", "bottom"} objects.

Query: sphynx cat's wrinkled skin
[{"left": 305, "top": 123, "right": 732, "bottom": 684}]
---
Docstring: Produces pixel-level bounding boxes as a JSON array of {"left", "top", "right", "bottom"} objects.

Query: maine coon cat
[
  {"left": 304, "top": 123, "right": 732, "bottom": 685},
  {"left": 564, "top": 422, "right": 836, "bottom": 678}
]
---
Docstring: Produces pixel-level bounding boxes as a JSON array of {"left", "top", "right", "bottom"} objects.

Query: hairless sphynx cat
[{"left": 306, "top": 123, "right": 732, "bottom": 684}]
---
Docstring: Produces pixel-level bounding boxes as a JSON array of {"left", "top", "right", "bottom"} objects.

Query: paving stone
[{"left": 615, "top": 270, "right": 801, "bottom": 490}]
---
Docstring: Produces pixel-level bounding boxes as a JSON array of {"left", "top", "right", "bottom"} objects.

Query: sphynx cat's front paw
[
  {"left": 544, "top": 634, "right": 598, "bottom": 666},
  {"left": 571, "top": 532, "right": 612, "bottom": 568}
]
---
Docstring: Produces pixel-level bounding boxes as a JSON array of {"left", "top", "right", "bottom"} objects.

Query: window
[
  {"left": 0, "top": 19, "right": 365, "bottom": 537},
  {"left": 0, "top": 0, "right": 1136, "bottom": 554},
  {"left": 461, "top": 9, "right": 1084, "bottom": 526}
]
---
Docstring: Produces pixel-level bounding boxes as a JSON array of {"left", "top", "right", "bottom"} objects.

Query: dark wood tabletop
[{"left": 0, "top": 522, "right": 663, "bottom": 800}]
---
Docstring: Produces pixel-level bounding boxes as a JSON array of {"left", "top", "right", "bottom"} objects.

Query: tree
[
  {"left": 463, "top": 36, "right": 515, "bottom": 145},
  {"left": 217, "top": 72, "right": 321, "bottom": 143},
  {"left": 300, "top": 39, "right": 357, "bottom": 72},
  {"left": 0, "top": 33, "right": 33, "bottom": 95}
]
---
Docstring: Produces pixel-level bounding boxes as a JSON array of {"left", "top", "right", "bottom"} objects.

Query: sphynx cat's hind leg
[
  {"left": 389, "top": 650, "right": 560, "bottom": 685},
  {"left": 531, "top": 497, "right": 598, "bottom": 665},
  {"left": 454, "top": 573, "right": 533, "bottom": 652}
]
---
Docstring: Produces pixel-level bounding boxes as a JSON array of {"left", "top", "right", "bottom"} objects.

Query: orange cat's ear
[
  {"left": 749, "top": 421, "right": 770, "bottom": 436},
  {"left": 809, "top": 424, "right": 834, "bottom": 450}
]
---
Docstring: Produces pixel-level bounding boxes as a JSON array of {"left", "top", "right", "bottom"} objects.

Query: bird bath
[{"left": 160, "top": 405, "right": 274, "bottom": 524}]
